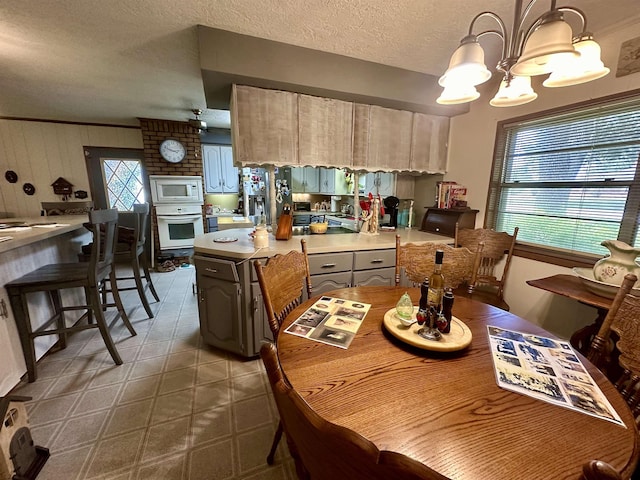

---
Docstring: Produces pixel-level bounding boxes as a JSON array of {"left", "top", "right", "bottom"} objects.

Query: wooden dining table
[{"left": 277, "top": 286, "right": 639, "bottom": 480}]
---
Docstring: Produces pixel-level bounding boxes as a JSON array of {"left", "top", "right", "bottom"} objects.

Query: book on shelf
[{"left": 436, "top": 182, "right": 468, "bottom": 209}]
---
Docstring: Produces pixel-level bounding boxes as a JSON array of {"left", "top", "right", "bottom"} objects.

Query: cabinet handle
[
  {"left": 321, "top": 263, "right": 336, "bottom": 268},
  {"left": 205, "top": 268, "right": 218, "bottom": 273},
  {"left": 199, "top": 288, "right": 204, "bottom": 302},
  {"left": 370, "top": 259, "right": 384, "bottom": 264},
  {"left": 0, "top": 299, "right": 7, "bottom": 318}
]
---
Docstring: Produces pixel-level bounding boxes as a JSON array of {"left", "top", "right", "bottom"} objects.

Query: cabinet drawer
[
  {"left": 194, "top": 255, "right": 239, "bottom": 282},
  {"left": 353, "top": 249, "right": 395, "bottom": 271},
  {"left": 352, "top": 267, "right": 396, "bottom": 286},
  {"left": 308, "top": 252, "right": 353, "bottom": 275}
]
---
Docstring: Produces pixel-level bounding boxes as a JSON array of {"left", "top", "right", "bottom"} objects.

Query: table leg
[{"left": 569, "top": 306, "right": 607, "bottom": 355}]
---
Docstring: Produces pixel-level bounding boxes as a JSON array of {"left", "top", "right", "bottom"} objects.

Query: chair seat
[
  {"left": 453, "top": 285, "right": 510, "bottom": 311},
  {"left": 7, "top": 263, "right": 110, "bottom": 290}
]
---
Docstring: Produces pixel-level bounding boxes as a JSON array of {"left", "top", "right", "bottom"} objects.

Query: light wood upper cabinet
[
  {"left": 352, "top": 103, "right": 370, "bottom": 170},
  {"left": 231, "top": 85, "right": 298, "bottom": 166},
  {"left": 410, "top": 113, "right": 450, "bottom": 173},
  {"left": 231, "top": 84, "right": 449, "bottom": 174},
  {"left": 298, "top": 94, "right": 353, "bottom": 168},
  {"left": 368, "top": 106, "right": 413, "bottom": 171}
]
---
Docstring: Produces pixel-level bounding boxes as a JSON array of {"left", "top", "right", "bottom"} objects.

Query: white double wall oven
[{"left": 150, "top": 175, "right": 205, "bottom": 250}]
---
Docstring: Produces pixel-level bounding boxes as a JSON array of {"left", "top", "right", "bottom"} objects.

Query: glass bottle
[{"left": 428, "top": 250, "right": 445, "bottom": 314}]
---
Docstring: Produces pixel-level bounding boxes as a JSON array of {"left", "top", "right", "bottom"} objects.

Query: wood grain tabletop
[{"left": 277, "top": 286, "right": 639, "bottom": 480}]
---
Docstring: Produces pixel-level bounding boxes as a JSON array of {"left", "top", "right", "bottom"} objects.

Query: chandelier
[{"left": 436, "top": 0, "right": 610, "bottom": 107}]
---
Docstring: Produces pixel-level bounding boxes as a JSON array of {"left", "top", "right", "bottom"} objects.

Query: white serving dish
[{"left": 572, "top": 267, "right": 640, "bottom": 299}]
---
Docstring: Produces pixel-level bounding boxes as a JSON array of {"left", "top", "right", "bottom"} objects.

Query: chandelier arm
[
  {"left": 557, "top": 6, "right": 587, "bottom": 35},
  {"left": 468, "top": 12, "right": 508, "bottom": 60}
]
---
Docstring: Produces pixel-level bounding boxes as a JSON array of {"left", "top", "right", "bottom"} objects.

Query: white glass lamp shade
[
  {"left": 436, "top": 84, "right": 480, "bottom": 105},
  {"left": 490, "top": 75, "right": 538, "bottom": 107},
  {"left": 543, "top": 38, "right": 610, "bottom": 87},
  {"left": 438, "top": 38, "right": 492, "bottom": 88},
  {"left": 511, "top": 17, "right": 579, "bottom": 76}
]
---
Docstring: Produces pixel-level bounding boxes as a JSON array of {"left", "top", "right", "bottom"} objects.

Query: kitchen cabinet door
[
  {"left": 363, "top": 172, "right": 395, "bottom": 197},
  {"left": 368, "top": 106, "right": 413, "bottom": 171},
  {"left": 219, "top": 146, "right": 239, "bottom": 192},
  {"left": 410, "top": 113, "right": 450, "bottom": 173},
  {"left": 197, "top": 274, "right": 245, "bottom": 356},
  {"left": 319, "top": 168, "right": 335, "bottom": 194},
  {"left": 298, "top": 94, "right": 353, "bottom": 168},
  {"left": 203, "top": 145, "right": 238, "bottom": 193},
  {"left": 231, "top": 85, "right": 298, "bottom": 167},
  {"left": 291, "top": 166, "right": 320, "bottom": 193}
]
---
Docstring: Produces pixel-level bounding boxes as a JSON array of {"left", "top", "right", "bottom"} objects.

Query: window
[
  {"left": 487, "top": 92, "right": 640, "bottom": 264},
  {"left": 102, "top": 158, "right": 146, "bottom": 211}
]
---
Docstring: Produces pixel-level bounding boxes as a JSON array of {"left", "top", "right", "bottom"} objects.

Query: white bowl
[{"left": 572, "top": 267, "right": 640, "bottom": 299}]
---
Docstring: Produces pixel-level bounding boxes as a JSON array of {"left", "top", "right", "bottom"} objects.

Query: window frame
[{"left": 486, "top": 88, "right": 640, "bottom": 269}]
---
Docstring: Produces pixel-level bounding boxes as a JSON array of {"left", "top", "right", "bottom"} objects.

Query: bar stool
[
  {"left": 110, "top": 203, "right": 159, "bottom": 318},
  {"left": 6, "top": 208, "right": 136, "bottom": 382}
]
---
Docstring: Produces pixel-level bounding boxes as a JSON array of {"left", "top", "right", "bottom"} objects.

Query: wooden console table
[{"left": 526, "top": 274, "right": 612, "bottom": 354}]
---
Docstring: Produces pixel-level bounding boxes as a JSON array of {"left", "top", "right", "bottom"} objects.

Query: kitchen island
[
  {"left": 0, "top": 215, "right": 90, "bottom": 394},
  {"left": 194, "top": 227, "right": 452, "bottom": 357}
]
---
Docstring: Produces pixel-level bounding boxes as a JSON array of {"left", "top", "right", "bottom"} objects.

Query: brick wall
[{"left": 138, "top": 118, "right": 204, "bottom": 256}]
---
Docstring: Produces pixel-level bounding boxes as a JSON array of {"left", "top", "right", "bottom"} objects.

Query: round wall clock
[{"left": 159, "top": 138, "right": 186, "bottom": 163}]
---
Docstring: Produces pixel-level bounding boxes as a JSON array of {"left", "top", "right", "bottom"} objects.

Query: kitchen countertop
[
  {"left": 194, "top": 227, "right": 452, "bottom": 259},
  {"left": 0, "top": 215, "right": 89, "bottom": 254}
]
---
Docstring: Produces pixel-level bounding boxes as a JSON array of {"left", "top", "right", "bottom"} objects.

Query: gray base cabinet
[{"left": 195, "top": 247, "right": 396, "bottom": 357}]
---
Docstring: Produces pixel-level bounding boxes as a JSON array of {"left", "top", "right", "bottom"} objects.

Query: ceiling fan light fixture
[{"left": 189, "top": 108, "right": 207, "bottom": 132}]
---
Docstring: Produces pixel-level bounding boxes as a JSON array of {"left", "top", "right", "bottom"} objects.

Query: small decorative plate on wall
[
  {"left": 23, "top": 183, "right": 36, "bottom": 195},
  {"left": 5, "top": 170, "right": 18, "bottom": 183}
]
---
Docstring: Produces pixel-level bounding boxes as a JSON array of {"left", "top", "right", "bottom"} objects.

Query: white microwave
[{"left": 149, "top": 175, "right": 204, "bottom": 204}]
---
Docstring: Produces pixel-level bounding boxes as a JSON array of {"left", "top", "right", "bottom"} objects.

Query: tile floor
[{"left": 9, "top": 266, "right": 296, "bottom": 480}]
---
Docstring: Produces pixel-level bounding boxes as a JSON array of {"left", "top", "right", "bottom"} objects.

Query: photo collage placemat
[
  {"left": 284, "top": 296, "right": 371, "bottom": 349},
  {"left": 488, "top": 326, "right": 624, "bottom": 426}
]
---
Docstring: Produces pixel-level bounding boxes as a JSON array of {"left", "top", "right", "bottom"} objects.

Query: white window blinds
[{"left": 487, "top": 94, "right": 640, "bottom": 256}]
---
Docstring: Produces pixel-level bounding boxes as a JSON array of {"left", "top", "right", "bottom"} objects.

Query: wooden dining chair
[
  {"left": 260, "top": 342, "right": 448, "bottom": 480},
  {"left": 580, "top": 460, "right": 622, "bottom": 480},
  {"left": 395, "top": 236, "right": 478, "bottom": 289},
  {"left": 109, "top": 203, "right": 159, "bottom": 318},
  {"left": 453, "top": 224, "right": 518, "bottom": 311},
  {"left": 587, "top": 273, "right": 640, "bottom": 422},
  {"left": 253, "top": 239, "right": 312, "bottom": 465}
]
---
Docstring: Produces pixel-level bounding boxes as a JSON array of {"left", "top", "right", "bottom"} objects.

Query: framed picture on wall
[{"left": 616, "top": 35, "right": 640, "bottom": 77}]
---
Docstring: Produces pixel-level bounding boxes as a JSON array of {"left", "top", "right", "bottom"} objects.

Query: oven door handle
[{"left": 157, "top": 215, "right": 202, "bottom": 223}]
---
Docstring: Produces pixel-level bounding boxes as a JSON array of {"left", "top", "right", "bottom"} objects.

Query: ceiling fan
[{"left": 189, "top": 108, "right": 207, "bottom": 133}]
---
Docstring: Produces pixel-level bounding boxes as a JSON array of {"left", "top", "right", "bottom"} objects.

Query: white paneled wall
[{"left": 0, "top": 120, "right": 143, "bottom": 217}]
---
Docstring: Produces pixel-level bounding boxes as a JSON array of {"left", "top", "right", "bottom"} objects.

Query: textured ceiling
[{"left": 0, "top": 0, "right": 638, "bottom": 127}]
